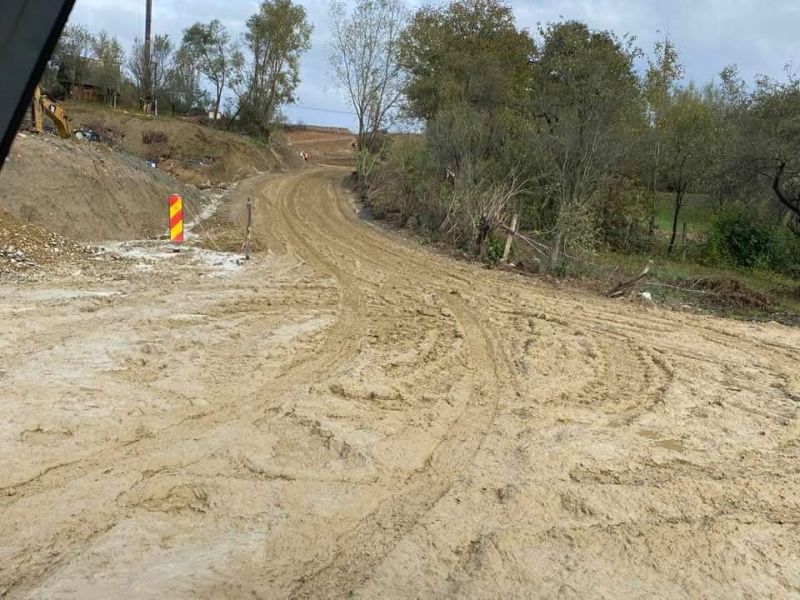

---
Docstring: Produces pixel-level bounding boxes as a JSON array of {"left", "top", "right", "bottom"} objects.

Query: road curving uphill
[{"left": 1, "top": 166, "right": 798, "bottom": 598}]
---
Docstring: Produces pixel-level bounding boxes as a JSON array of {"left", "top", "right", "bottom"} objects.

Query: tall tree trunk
[
  {"left": 667, "top": 189, "right": 684, "bottom": 255},
  {"left": 214, "top": 88, "right": 222, "bottom": 120}
]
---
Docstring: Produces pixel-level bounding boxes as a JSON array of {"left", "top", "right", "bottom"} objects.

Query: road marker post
[
  {"left": 243, "top": 197, "right": 253, "bottom": 260},
  {"left": 169, "top": 194, "right": 184, "bottom": 251}
]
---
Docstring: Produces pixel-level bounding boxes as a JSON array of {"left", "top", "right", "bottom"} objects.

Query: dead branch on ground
[{"left": 606, "top": 260, "right": 653, "bottom": 297}]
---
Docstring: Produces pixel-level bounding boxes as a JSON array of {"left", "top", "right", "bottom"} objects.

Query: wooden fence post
[
  {"left": 501, "top": 213, "right": 519, "bottom": 263},
  {"left": 243, "top": 197, "right": 253, "bottom": 260}
]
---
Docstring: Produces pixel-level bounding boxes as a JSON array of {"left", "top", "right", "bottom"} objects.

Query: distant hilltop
[{"left": 284, "top": 124, "right": 354, "bottom": 136}]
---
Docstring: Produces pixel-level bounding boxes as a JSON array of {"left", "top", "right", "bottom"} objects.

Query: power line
[{"left": 289, "top": 104, "right": 356, "bottom": 116}]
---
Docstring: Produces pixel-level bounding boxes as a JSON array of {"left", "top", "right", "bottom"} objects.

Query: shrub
[
  {"left": 366, "top": 135, "right": 440, "bottom": 224},
  {"left": 705, "top": 209, "right": 800, "bottom": 273},
  {"left": 142, "top": 130, "right": 168, "bottom": 145},
  {"left": 141, "top": 130, "right": 171, "bottom": 160},
  {"left": 596, "top": 175, "right": 650, "bottom": 252}
]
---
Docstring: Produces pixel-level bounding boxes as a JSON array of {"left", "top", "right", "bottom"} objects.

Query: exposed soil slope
[
  {"left": 0, "top": 167, "right": 798, "bottom": 598},
  {"left": 283, "top": 125, "right": 355, "bottom": 167},
  {"left": 66, "top": 103, "right": 301, "bottom": 186},
  {"left": 0, "top": 134, "right": 200, "bottom": 242}
]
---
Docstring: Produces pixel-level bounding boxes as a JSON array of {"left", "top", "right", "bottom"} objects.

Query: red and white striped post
[{"left": 168, "top": 194, "right": 184, "bottom": 250}]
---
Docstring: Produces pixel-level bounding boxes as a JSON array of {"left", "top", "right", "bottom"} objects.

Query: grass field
[
  {"left": 541, "top": 191, "right": 800, "bottom": 321},
  {"left": 652, "top": 192, "right": 716, "bottom": 239}
]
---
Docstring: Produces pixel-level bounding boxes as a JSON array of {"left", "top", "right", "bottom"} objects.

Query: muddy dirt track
[{"left": 1, "top": 166, "right": 799, "bottom": 598}]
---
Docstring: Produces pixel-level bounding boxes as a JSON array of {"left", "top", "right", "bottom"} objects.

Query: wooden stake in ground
[
  {"left": 243, "top": 197, "right": 253, "bottom": 260},
  {"left": 501, "top": 213, "right": 519, "bottom": 263}
]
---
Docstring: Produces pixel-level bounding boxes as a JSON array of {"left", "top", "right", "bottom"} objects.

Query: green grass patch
[
  {"left": 653, "top": 192, "right": 716, "bottom": 237},
  {"left": 562, "top": 249, "right": 800, "bottom": 323}
]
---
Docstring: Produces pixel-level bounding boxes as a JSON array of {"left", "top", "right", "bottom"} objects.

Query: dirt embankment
[
  {"left": 0, "top": 104, "right": 350, "bottom": 258},
  {"left": 0, "top": 134, "right": 198, "bottom": 243},
  {"left": 66, "top": 103, "right": 301, "bottom": 187},
  {"left": 1, "top": 102, "right": 305, "bottom": 260},
  {"left": 283, "top": 125, "right": 355, "bottom": 168}
]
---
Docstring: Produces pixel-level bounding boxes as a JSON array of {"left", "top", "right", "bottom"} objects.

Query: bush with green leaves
[
  {"left": 705, "top": 209, "right": 800, "bottom": 273},
  {"left": 366, "top": 135, "right": 440, "bottom": 224}
]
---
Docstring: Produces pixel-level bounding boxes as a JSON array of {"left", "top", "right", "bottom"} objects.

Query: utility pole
[{"left": 143, "top": 0, "right": 153, "bottom": 113}]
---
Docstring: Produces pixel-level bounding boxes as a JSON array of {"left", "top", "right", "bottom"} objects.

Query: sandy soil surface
[{"left": 1, "top": 167, "right": 799, "bottom": 599}]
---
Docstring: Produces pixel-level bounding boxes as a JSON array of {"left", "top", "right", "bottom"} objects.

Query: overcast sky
[{"left": 67, "top": 0, "right": 800, "bottom": 130}]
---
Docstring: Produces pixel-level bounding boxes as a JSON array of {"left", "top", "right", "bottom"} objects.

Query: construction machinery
[
  {"left": 31, "top": 85, "right": 70, "bottom": 138},
  {"left": 0, "top": 0, "right": 77, "bottom": 168}
]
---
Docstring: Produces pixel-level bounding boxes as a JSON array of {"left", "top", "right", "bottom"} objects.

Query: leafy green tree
[
  {"left": 400, "top": 0, "right": 533, "bottom": 121},
  {"left": 55, "top": 24, "right": 94, "bottom": 90},
  {"left": 527, "top": 21, "right": 643, "bottom": 268},
  {"left": 128, "top": 35, "right": 173, "bottom": 111},
  {"left": 164, "top": 44, "right": 208, "bottom": 115},
  {"left": 399, "top": 0, "right": 533, "bottom": 191},
  {"left": 643, "top": 38, "right": 683, "bottom": 240},
  {"left": 659, "top": 86, "right": 717, "bottom": 254},
  {"left": 746, "top": 73, "right": 800, "bottom": 237},
  {"left": 685, "top": 69, "right": 755, "bottom": 219},
  {"left": 182, "top": 20, "right": 231, "bottom": 119},
  {"left": 91, "top": 31, "right": 124, "bottom": 105},
  {"left": 229, "top": 0, "right": 312, "bottom": 138}
]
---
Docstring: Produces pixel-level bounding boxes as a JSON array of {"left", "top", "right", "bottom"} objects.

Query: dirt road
[{"left": 1, "top": 167, "right": 799, "bottom": 598}]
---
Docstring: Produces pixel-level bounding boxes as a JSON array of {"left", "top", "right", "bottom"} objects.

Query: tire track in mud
[
  {"left": 255, "top": 168, "right": 517, "bottom": 596},
  {"left": 1, "top": 168, "right": 514, "bottom": 598},
  {"left": 4, "top": 167, "right": 799, "bottom": 598}
]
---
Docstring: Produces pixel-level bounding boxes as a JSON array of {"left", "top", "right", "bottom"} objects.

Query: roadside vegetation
[
  {"left": 327, "top": 0, "right": 800, "bottom": 321},
  {"left": 42, "top": 0, "right": 312, "bottom": 138}
]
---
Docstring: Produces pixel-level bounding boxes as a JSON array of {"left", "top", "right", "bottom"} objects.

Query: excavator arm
[
  {"left": 32, "top": 85, "right": 71, "bottom": 139},
  {"left": 0, "top": 0, "right": 77, "bottom": 168}
]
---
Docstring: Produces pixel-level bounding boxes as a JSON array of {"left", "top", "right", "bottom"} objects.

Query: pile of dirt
[
  {"left": 0, "top": 133, "right": 199, "bottom": 243},
  {"left": 0, "top": 207, "right": 84, "bottom": 274},
  {"left": 65, "top": 103, "right": 301, "bottom": 186}
]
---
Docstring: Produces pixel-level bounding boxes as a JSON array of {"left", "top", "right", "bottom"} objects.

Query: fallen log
[{"left": 606, "top": 259, "right": 653, "bottom": 298}]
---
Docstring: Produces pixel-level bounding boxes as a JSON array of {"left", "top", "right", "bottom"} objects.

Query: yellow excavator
[
  {"left": 1, "top": 0, "right": 77, "bottom": 169},
  {"left": 31, "top": 84, "right": 70, "bottom": 138}
]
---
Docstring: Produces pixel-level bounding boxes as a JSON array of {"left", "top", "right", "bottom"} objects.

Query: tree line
[
  {"left": 46, "top": 0, "right": 311, "bottom": 137},
  {"left": 328, "top": 0, "right": 800, "bottom": 275}
]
